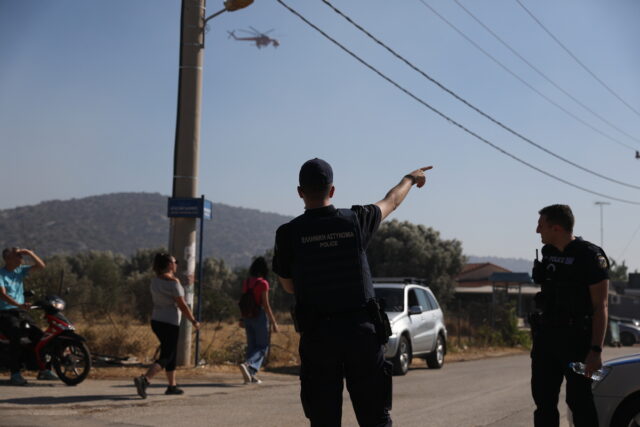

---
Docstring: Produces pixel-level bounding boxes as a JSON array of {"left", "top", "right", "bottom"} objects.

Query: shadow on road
[
  {"left": 0, "top": 394, "right": 133, "bottom": 405},
  {"left": 0, "top": 381, "right": 241, "bottom": 406},
  {"left": 266, "top": 365, "right": 300, "bottom": 376},
  {"left": 0, "top": 380, "right": 56, "bottom": 388},
  {"left": 109, "top": 382, "right": 239, "bottom": 389}
]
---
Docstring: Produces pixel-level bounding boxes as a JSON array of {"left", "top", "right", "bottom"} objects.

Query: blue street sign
[
  {"left": 167, "top": 197, "right": 213, "bottom": 219},
  {"left": 203, "top": 199, "right": 213, "bottom": 220}
]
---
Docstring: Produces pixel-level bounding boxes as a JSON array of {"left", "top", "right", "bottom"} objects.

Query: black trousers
[
  {"left": 151, "top": 320, "right": 180, "bottom": 372},
  {"left": 0, "top": 310, "right": 43, "bottom": 373},
  {"left": 299, "top": 313, "right": 392, "bottom": 427},
  {"left": 531, "top": 324, "right": 598, "bottom": 427}
]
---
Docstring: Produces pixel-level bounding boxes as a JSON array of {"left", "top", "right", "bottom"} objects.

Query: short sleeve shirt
[
  {"left": 0, "top": 265, "right": 32, "bottom": 311},
  {"left": 273, "top": 204, "right": 382, "bottom": 279},
  {"left": 150, "top": 277, "right": 185, "bottom": 326},
  {"left": 242, "top": 277, "right": 269, "bottom": 305},
  {"left": 541, "top": 237, "right": 609, "bottom": 288}
]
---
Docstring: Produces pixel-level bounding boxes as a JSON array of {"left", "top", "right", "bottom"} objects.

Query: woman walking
[
  {"left": 134, "top": 253, "right": 200, "bottom": 398},
  {"left": 239, "top": 257, "right": 279, "bottom": 384}
]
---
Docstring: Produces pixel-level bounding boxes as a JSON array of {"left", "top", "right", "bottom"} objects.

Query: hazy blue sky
[{"left": 2, "top": 0, "right": 640, "bottom": 271}]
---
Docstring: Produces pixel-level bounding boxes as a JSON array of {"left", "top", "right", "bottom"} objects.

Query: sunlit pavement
[{"left": 1, "top": 346, "right": 637, "bottom": 427}]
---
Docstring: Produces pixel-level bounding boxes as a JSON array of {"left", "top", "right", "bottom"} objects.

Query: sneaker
[
  {"left": 37, "top": 370, "right": 58, "bottom": 380},
  {"left": 238, "top": 363, "right": 252, "bottom": 384},
  {"left": 10, "top": 372, "right": 27, "bottom": 386},
  {"left": 165, "top": 385, "right": 184, "bottom": 395},
  {"left": 250, "top": 375, "right": 262, "bottom": 384},
  {"left": 134, "top": 375, "right": 149, "bottom": 399}
]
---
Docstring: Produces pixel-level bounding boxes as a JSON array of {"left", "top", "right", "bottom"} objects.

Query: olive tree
[{"left": 367, "top": 219, "right": 465, "bottom": 305}]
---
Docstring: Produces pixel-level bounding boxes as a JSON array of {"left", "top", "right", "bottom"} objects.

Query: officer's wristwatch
[{"left": 590, "top": 345, "right": 602, "bottom": 353}]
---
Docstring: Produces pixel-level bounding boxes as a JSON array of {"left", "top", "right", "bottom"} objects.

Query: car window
[
  {"left": 374, "top": 288, "right": 404, "bottom": 312},
  {"left": 415, "top": 289, "right": 433, "bottom": 311},
  {"left": 425, "top": 290, "right": 439, "bottom": 310},
  {"left": 408, "top": 289, "right": 420, "bottom": 309}
]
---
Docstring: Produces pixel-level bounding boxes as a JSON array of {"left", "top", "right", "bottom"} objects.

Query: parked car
[
  {"left": 592, "top": 353, "right": 640, "bottom": 426},
  {"left": 373, "top": 278, "right": 447, "bottom": 375},
  {"left": 618, "top": 319, "right": 640, "bottom": 347}
]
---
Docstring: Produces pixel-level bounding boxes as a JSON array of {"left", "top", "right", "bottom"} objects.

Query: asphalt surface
[{"left": 0, "top": 346, "right": 637, "bottom": 427}]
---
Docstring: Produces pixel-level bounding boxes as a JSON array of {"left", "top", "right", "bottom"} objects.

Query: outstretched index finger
[{"left": 421, "top": 166, "right": 433, "bottom": 172}]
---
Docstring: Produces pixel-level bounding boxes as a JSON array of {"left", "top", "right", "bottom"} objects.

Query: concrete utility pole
[
  {"left": 171, "top": 0, "right": 253, "bottom": 366},
  {"left": 594, "top": 201, "right": 610, "bottom": 248},
  {"left": 170, "top": 0, "right": 205, "bottom": 368}
]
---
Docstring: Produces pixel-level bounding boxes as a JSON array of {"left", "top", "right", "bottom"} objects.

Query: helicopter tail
[{"left": 227, "top": 30, "right": 237, "bottom": 39}]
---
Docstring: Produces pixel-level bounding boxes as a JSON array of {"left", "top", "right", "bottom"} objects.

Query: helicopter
[{"left": 228, "top": 27, "right": 280, "bottom": 49}]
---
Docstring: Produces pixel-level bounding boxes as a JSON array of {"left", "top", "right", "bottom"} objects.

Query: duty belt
[
  {"left": 316, "top": 307, "right": 368, "bottom": 321},
  {"left": 540, "top": 313, "right": 592, "bottom": 328}
]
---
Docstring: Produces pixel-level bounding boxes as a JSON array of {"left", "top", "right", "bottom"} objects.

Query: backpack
[{"left": 239, "top": 279, "right": 260, "bottom": 318}]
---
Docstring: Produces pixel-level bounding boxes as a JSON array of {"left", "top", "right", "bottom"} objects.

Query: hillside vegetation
[{"left": 0, "top": 192, "right": 291, "bottom": 267}]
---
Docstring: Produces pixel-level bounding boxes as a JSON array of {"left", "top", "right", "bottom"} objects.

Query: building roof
[
  {"left": 489, "top": 272, "right": 533, "bottom": 284},
  {"left": 455, "top": 262, "right": 512, "bottom": 288}
]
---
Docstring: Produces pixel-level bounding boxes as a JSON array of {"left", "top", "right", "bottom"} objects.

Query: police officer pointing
[
  {"left": 531, "top": 204, "right": 609, "bottom": 427},
  {"left": 273, "top": 158, "right": 431, "bottom": 427}
]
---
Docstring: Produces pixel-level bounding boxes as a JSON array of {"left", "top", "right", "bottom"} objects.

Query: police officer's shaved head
[
  {"left": 299, "top": 158, "right": 333, "bottom": 200},
  {"left": 539, "top": 204, "right": 574, "bottom": 233}
]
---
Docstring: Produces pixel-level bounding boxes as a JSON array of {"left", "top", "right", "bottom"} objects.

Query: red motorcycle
[{"left": 0, "top": 295, "right": 91, "bottom": 385}]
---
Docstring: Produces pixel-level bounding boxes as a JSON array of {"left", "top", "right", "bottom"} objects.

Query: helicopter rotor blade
[
  {"left": 249, "top": 26, "right": 262, "bottom": 35},
  {"left": 264, "top": 29, "right": 275, "bottom": 35},
  {"left": 237, "top": 29, "right": 256, "bottom": 35}
]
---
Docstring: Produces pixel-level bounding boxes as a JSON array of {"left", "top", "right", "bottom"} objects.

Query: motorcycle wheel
[{"left": 52, "top": 341, "right": 92, "bottom": 386}]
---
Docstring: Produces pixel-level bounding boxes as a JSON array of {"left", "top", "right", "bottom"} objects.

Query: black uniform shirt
[
  {"left": 541, "top": 237, "right": 609, "bottom": 287},
  {"left": 272, "top": 204, "right": 382, "bottom": 279},
  {"left": 540, "top": 237, "right": 609, "bottom": 317}
]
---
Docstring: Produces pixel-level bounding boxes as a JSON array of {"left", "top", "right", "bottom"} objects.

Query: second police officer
[
  {"left": 273, "top": 158, "right": 432, "bottom": 426},
  {"left": 531, "top": 204, "right": 609, "bottom": 427}
]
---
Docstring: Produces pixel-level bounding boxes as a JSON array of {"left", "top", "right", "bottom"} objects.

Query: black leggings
[
  {"left": 151, "top": 320, "right": 180, "bottom": 372},
  {"left": 0, "top": 310, "right": 43, "bottom": 373}
]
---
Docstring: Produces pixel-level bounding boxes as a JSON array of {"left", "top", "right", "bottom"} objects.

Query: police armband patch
[{"left": 597, "top": 255, "right": 608, "bottom": 270}]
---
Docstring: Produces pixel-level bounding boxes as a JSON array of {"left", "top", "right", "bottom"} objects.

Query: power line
[
  {"left": 317, "top": 0, "right": 640, "bottom": 191},
  {"left": 515, "top": 0, "right": 640, "bottom": 122},
  {"left": 448, "top": 0, "right": 640, "bottom": 150},
  {"left": 619, "top": 222, "right": 640, "bottom": 261},
  {"left": 274, "top": 0, "right": 640, "bottom": 206}
]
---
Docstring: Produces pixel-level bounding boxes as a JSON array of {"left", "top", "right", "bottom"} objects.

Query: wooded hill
[
  {"left": 0, "top": 193, "right": 291, "bottom": 267},
  {"left": 0, "top": 192, "right": 534, "bottom": 271}
]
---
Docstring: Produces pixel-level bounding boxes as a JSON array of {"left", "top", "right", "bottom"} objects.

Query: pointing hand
[{"left": 407, "top": 166, "right": 433, "bottom": 188}]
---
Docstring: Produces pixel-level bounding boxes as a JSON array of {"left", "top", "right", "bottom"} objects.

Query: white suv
[{"left": 373, "top": 278, "right": 447, "bottom": 375}]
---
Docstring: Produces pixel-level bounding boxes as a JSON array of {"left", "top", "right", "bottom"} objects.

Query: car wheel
[
  {"left": 611, "top": 396, "right": 640, "bottom": 427},
  {"left": 426, "top": 334, "right": 445, "bottom": 369},
  {"left": 620, "top": 332, "right": 636, "bottom": 347},
  {"left": 392, "top": 335, "right": 411, "bottom": 376}
]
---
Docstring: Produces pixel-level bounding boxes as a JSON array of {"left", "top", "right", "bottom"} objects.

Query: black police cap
[{"left": 299, "top": 158, "right": 333, "bottom": 189}]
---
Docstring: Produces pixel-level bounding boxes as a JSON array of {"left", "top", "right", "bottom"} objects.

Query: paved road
[{"left": 1, "top": 346, "right": 637, "bottom": 426}]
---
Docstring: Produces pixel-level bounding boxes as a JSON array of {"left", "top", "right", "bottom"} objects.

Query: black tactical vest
[
  {"left": 289, "top": 208, "right": 374, "bottom": 314},
  {"left": 539, "top": 238, "right": 606, "bottom": 320}
]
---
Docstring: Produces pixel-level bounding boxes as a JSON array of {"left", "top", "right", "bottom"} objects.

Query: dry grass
[
  {"left": 73, "top": 312, "right": 526, "bottom": 380},
  {"left": 74, "top": 313, "right": 300, "bottom": 368}
]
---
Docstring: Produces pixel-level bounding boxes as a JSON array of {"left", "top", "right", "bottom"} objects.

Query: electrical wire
[
  {"left": 318, "top": 0, "right": 640, "bottom": 191},
  {"left": 274, "top": 0, "right": 640, "bottom": 206},
  {"left": 445, "top": 0, "right": 639, "bottom": 151},
  {"left": 619, "top": 222, "right": 640, "bottom": 261},
  {"left": 515, "top": 0, "right": 640, "bottom": 123}
]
